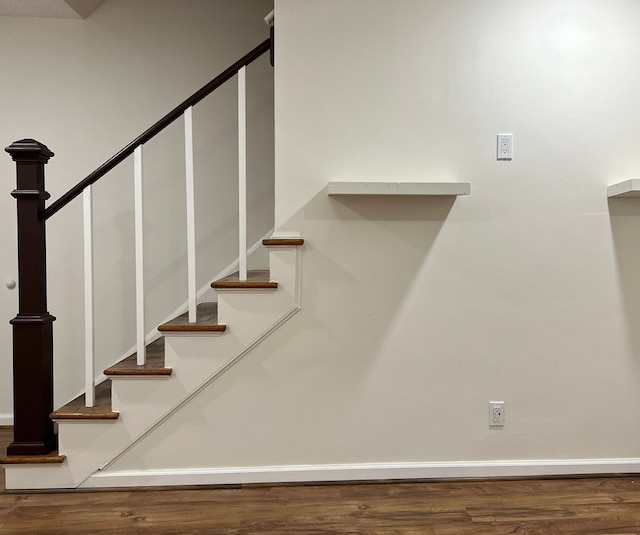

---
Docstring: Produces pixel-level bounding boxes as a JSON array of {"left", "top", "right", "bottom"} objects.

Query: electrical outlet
[
  {"left": 497, "top": 134, "right": 513, "bottom": 160},
  {"left": 489, "top": 401, "right": 505, "bottom": 427}
]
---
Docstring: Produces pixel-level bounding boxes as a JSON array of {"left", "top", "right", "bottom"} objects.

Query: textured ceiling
[{"left": 0, "top": 0, "right": 105, "bottom": 19}]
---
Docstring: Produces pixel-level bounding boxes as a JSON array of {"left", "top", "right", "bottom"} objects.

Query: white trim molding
[{"left": 84, "top": 458, "right": 640, "bottom": 489}]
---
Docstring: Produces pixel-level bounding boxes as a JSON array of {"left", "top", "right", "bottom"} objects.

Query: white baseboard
[
  {"left": 0, "top": 413, "right": 13, "bottom": 426},
  {"left": 83, "top": 458, "right": 640, "bottom": 489}
]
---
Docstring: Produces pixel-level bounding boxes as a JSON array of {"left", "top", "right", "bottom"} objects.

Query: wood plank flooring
[{"left": 3, "top": 427, "right": 640, "bottom": 533}]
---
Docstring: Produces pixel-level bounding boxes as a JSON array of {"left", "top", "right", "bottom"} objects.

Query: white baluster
[
  {"left": 134, "top": 146, "right": 146, "bottom": 365},
  {"left": 185, "top": 107, "right": 197, "bottom": 323},
  {"left": 83, "top": 186, "right": 95, "bottom": 407},
  {"left": 238, "top": 66, "right": 247, "bottom": 281}
]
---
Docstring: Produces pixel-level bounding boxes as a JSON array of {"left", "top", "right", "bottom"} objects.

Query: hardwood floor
[{"left": 2, "top": 427, "right": 640, "bottom": 534}]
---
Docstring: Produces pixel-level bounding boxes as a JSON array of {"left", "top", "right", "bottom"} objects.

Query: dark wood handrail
[{"left": 42, "top": 38, "right": 270, "bottom": 221}]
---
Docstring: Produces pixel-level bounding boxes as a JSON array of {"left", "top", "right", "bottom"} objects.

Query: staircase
[
  {"left": 2, "top": 237, "right": 303, "bottom": 489},
  {"left": 0, "top": 23, "right": 307, "bottom": 489}
]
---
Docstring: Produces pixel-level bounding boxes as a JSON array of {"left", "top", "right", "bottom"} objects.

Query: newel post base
[{"left": 5, "top": 139, "right": 57, "bottom": 456}]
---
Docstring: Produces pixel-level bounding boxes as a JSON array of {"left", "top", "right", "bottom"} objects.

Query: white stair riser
[
  {"left": 163, "top": 335, "right": 243, "bottom": 386},
  {"left": 264, "top": 246, "right": 300, "bottom": 296},
  {"left": 5, "top": 463, "right": 76, "bottom": 490},
  {"left": 216, "top": 291, "right": 294, "bottom": 344},
  {"left": 6, "top": 420, "right": 129, "bottom": 489},
  {"left": 110, "top": 378, "right": 181, "bottom": 437}
]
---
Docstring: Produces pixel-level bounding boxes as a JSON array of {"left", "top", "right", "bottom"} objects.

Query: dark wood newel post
[{"left": 5, "top": 139, "right": 57, "bottom": 456}]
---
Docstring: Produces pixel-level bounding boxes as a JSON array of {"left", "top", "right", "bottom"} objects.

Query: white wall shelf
[
  {"left": 607, "top": 179, "right": 640, "bottom": 198},
  {"left": 327, "top": 181, "right": 470, "bottom": 196}
]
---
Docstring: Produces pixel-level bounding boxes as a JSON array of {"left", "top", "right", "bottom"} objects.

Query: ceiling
[{"left": 0, "top": 0, "right": 105, "bottom": 19}]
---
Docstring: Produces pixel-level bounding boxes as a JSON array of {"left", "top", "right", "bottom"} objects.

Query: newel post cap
[{"left": 5, "top": 139, "right": 54, "bottom": 163}]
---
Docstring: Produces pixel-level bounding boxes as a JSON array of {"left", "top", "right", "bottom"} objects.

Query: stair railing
[{"left": 5, "top": 37, "right": 271, "bottom": 456}]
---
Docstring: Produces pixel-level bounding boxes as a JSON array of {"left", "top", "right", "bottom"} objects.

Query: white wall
[
  {"left": 0, "top": 0, "right": 274, "bottom": 418},
  {"left": 269, "top": 0, "right": 640, "bottom": 462},
  {"left": 67, "top": 0, "right": 640, "bottom": 480}
]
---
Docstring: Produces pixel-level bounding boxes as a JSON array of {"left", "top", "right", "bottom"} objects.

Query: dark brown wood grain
[
  {"left": 0, "top": 448, "right": 640, "bottom": 534},
  {"left": 157, "top": 302, "right": 226, "bottom": 333},
  {"left": 212, "top": 269, "right": 278, "bottom": 289},
  {"left": 0, "top": 451, "right": 64, "bottom": 464},
  {"left": 5, "top": 140, "right": 57, "bottom": 456},
  {"left": 0, "top": 425, "right": 63, "bottom": 465},
  {"left": 50, "top": 380, "right": 119, "bottom": 420},
  {"left": 4, "top": 426, "right": 640, "bottom": 534},
  {"left": 262, "top": 238, "right": 304, "bottom": 246}
]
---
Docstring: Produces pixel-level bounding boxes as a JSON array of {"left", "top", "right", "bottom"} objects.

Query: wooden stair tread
[
  {"left": 50, "top": 380, "right": 118, "bottom": 420},
  {"left": 158, "top": 302, "right": 226, "bottom": 332},
  {"left": 0, "top": 451, "right": 65, "bottom": 464},
  {"left": 104, "top": 338, "right": 171, "bottom": 376},
  {"left": 262, "top": 238, "right": 304, "bottom": 246},
  {"left": 212, "top": 269, "right": 277, "bottom": 289}
]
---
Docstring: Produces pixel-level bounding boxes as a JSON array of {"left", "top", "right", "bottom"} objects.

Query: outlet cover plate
[
  {"left": 489, "top": 401, "right": 505, "bottom": 427},
  {"left": 497, "top": 134, "right": 513, "bottom": 160}
]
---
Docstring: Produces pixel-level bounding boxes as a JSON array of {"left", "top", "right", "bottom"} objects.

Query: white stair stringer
[{"left": 3, "top": 238, "right": 302, "bottom": 490}]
